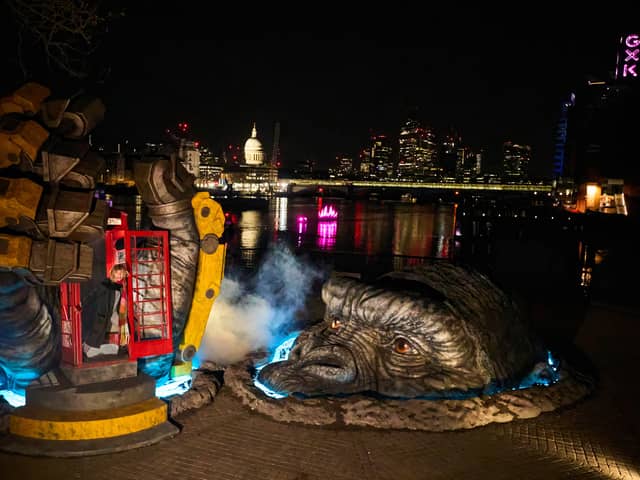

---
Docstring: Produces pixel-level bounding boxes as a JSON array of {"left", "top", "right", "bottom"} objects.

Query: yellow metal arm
[{"left": 177, "top": 192, "right": 226, "bottom": 364}]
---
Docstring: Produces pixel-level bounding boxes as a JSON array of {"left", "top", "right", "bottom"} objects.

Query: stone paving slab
[{"left": 0, "top": 304, "right": 639, "bottom": 480}]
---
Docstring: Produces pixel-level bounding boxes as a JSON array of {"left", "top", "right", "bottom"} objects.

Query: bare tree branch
[
  {"left": 16, "top": 26, "right": 28, "bottom": 79},
  {"left": 5, "top": 0, "right": 119, "bottom": 79}
]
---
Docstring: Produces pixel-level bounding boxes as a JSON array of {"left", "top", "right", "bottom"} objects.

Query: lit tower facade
[
  {"left": 397, "top": 118, "right": 438, "bottom": 180},
  {"left": 455, "top": 146, "right": 478, "bottom": 183},
  {"left": 440, "top": 129, "right": 461, "bottom": 178},
  {"left": 397, "top": 118, "right": 420, "bottom": 178},
  {"left": 553, "top": 94, "right": 575, "bottom": 178},
  {"left": 416, "top": 127, "right": 438, "bottom": 179},
  {"left": 474, "top": 149, "right": 484, "bottom": 178},
  {"left": 358, "top": 147, "right": 372, "bottom": 177},
  {"left": 370, "top": 134, "right": 394, "bottom": 179},
  {"left": 502, "top": 141, "right": 531, "bottom": 183},
  {"left": 334, "top": 155, "right": 354, "bottom": 178},
  {"left": 244, "top": 123, "right": 266, "bottom": 165}
]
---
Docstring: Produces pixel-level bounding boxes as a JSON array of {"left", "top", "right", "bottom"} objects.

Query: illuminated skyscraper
[
  {"left": 333, "top": 155, "right": 354, "bottom": 178},
  {"left": 359, "top": 147, "right": 372, "bottom": 177},
  {"left": 397, "top": 117, "right": 438, "bottom": 180},
  {"left": 440, "top": 129, "right": 461, "bottom": 178},
  {"left": 502, "top": 141, "right": 531, "bottom": 183},
  {"left": 369, "top": 134, "right": 394, "bottom": 179},
  {"left": 553, "top": 94, "right": 575, "bottom": 178}
]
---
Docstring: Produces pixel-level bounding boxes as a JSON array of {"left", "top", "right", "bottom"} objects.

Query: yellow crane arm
[{"left": 174, "top": 192, "right": 226, "bottom": 374}]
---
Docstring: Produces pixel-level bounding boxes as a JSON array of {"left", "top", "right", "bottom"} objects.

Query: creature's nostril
[{"left": 289, "top": 346, "right": 301, "bottom": 360}]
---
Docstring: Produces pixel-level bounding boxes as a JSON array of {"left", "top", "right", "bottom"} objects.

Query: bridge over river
[{"left": 285, "top": 178, "right": 552, "bottom": 197}]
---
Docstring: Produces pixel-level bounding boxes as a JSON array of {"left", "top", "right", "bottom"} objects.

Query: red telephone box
[{"left": 59, "top": 211, "right": 174, "bottom": 366}]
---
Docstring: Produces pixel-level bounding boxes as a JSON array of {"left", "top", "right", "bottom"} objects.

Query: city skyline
[{"left": 0, "top": 5, "right": 627, "bottom": 178}]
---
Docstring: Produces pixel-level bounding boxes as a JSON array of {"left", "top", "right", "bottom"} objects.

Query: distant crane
[{"left": 271, "top": 121, "right": 281, "bottom": 167}]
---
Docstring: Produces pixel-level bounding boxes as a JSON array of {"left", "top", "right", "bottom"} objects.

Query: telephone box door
[
  {"left": 104, "top": 225, "right": 173, "bottom": 360},
  {"left": 124, "top": 230, "right": 173, "bottom": 359}
]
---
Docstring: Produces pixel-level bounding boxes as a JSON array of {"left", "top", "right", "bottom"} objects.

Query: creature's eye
[
  {"left": 330, "top": 318, "right": 342, "bottom": 330},
  {"left": 393, "top": 337, "right": 413, "bottom": 354}
]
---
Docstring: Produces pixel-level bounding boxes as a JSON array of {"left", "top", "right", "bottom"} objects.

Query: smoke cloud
[{"left": 197, "top": 244, "right": 323, "bottom": 365}]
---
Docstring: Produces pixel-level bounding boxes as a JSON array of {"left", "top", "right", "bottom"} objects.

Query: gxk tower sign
[{"left": 616, "top": 33, "right": 640, "bottom": 79}]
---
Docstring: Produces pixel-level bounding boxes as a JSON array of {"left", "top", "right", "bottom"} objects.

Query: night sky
[{"left": 0, "top": 5, "right": 628, "bottom": 177}]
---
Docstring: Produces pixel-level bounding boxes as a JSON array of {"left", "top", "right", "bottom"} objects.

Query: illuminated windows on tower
[{"left": 502, "top": 141, "right": 531, "bottom": 183}]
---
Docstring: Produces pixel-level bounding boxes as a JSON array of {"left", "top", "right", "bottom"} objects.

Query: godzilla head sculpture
[{"left": 258, "top": 262, "right": 548, "bottom": 399}]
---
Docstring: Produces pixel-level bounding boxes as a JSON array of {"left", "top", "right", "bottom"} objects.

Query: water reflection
[
  {"left": 296, "top": 216, "right": 308, "bottom": 247},
  {"left": 102, "top": 195, "right": 459, "bottom": 274},
  {"left": 100, "top": 191, "right": 636, "bottom": 305},
  {"left": 389, "top": 203, "right": 456, "bottom": 269},
  {"left": 240, "top": 210, "right": 262, "bottom": 266},
  {"left": 352, "top": 201, "right": 392, "bottom": 256},
  {"left": 317, "top": 220, "right": 337, "bottom": 250},
  {"left": 274, "top": 197, "right": 288, "bottom": 231}
]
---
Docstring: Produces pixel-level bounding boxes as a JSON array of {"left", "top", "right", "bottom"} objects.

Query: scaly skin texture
[{"left": 258, "top": 262, "right": 544, "bottom": 398}]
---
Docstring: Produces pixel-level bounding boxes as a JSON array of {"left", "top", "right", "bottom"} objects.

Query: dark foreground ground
[{"left": 0, "top": 301, "right": 639, "bottom": 480}]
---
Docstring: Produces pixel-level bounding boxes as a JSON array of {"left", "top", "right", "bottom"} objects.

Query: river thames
[{"left": 108, "top": 191, "right": 640, "bottom": 312}]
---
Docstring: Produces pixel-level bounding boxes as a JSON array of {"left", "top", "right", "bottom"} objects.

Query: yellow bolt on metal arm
[{"left": 177, "top": 192, "right": 226, "bottom": 367}]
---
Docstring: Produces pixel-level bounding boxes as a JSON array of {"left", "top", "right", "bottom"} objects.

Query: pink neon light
[
  {"left": 624, "top": 64, "right": 638, "bottom": 77},
  {"left": 619, "top": 34, "right": 640, "bottom": 78},
  {"left": 318, "top": 205, "right": 338, "bottom": 219},
  {"left": 626, "top": 35, "right": 640, "bottom": 48},
  {"left": 625, "top": 48, "right": 639, "bottom": 62}
]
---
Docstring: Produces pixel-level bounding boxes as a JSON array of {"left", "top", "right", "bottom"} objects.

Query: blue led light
[
  {"left": 0, "top": 389, "right": 25, "bottom": 407},
  {"left": 253, "top": 331, "right": 300, "bottom": 399},
  {"left": 0, "top": 371, "right": 197, "bottom": 408},
  {"left": 547, "top": 350, "right": 559, "bottom": 371},
  {"left": 253, "top": 375, "right": 287, "bottom": 399},
  {"left": 156, "top": 374, "right": 193, "bottom": 398},
  {"left": 267, "top": 332, "right": 300, "bottom": 364},
  {"left": 192, "top": 355, "right": 201, "bottom": 370}
]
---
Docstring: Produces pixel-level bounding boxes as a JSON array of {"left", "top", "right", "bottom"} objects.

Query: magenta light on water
[
  {"left": 296, "top": 216, "right": 308, "bottom": 235},
  {"left": 318, "top": 205, "right": 338, "bottom": 219},
  {"left": 317, "top": 220, "right": 337, "bottom": 249}
]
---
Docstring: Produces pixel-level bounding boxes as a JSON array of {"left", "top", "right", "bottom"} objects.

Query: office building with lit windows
[
  {"left": 502, "top": 141, "right": 531, "bottom": 183},
  {"left": 397, "top": 118, "right": 438, "bottom": 180},
  {"left": 369, "top": 134, "right": 394, "bottom": 179}
]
